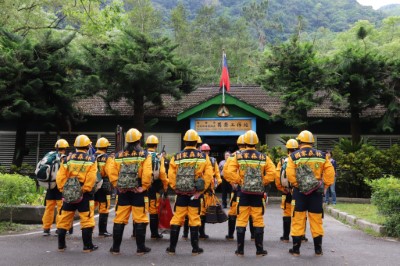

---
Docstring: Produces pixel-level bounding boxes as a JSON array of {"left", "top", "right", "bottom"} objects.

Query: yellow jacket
[
  {"left": 56, "top": 151, "right": 97, "bottom": 193},
  {"left": 224, "top": 147, "right": 276, "bottom": 187},
  {"left": 168, "top": 146, "right": 213, "bottom": 193},
  {"left": 94, "top": 150, "right": 119, "bottom": 183},
  {"left": 286, "top": 145, "right": 335, "bottom": 189},
  {"left": 112, "top": 149, "right": 153, "bottom": 191},
  {"left": 147, "top": 148, "right": 169, "bottom": 191}
]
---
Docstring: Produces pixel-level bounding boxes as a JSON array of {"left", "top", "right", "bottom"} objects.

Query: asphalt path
[{"left": 0, "top": 201, "right": 399, "bottom": 266}]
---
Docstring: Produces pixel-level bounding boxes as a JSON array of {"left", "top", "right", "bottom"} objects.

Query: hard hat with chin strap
[
  {"left": 296, "top": 130, "right": 315, "bottom": 144},
  {"left": 95, "top": 137, "right": 111, "bottom": 148},
  {"left": 74, "top": 135, "right": 91, "bottom": 148},
  {"left": 244, "top": 130, "right": 259, "bottom": 145},
  {"left": 125, "top": 128, "right": 142, "bottom": 143},
  {"left": 55, "top": 139, "right": 69, "bottom": 149},
  {"left": 183, "top": 129, "right": 199, "bottom": 142},
  {"left": 146, "top": 135, "right": 159, "bottom": 145},
  {"left": 286, "top": 139, "right": 299, "bottom": 149}
]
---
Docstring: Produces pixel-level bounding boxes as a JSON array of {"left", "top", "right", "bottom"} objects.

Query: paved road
[{"left": 0, "top": 201, "right": 399, "bottom": 266}]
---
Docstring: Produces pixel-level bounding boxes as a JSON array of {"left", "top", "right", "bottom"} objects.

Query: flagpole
[{"left": 222, "top": 49, "right": 225, "bottom": 104}]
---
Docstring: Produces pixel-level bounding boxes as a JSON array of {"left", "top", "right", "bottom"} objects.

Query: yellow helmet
[
  {"left": 125, "top": 128, "right": 142, "bottom": 143},
  {"left": 146, "top": 135, "right": 159, "bottom": 145},
  {"left": 197, "top": 136, "right": 202, "bottom": 144},
  {"left": 55, "top": 139, "right": 69, "bottom": 149},
  {"left": 237, "top": 135, "right": 245, "bottom": 145},
  {"left": 296, "top": 130, "right": 315, "bottom": 144},
  {"left": 183, "top": 129, "right": 199, "bottom": 142},
  {"left": 244, "top": 130, "right": 259, "bottom": 145},
  {"left": 95, "top": 137, "right": 111, "bottom": 148},
  {"left": 286, "top": 139, "right": 299, "bottom": 149},
  {"left": 74, "top": 135, "right": 91, "bottom": 148}
]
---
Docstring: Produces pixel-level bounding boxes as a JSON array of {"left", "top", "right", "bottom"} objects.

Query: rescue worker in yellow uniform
[
  {"left": 286, "top": 130, "right": 335, "bottom": 256},
  {"left": 56, "top": 135, "right": 98, "bottom": 252},
  {"left": 182, "top": 135, "right": 204, "bottom": 240},
  {"left": 199, "top": 143, "right": 222, "bottom": 239},
  {"left": 275, "top": 139, "right": 299, "bottom": 243},
  {"left": 225, "top": 130, "right": 276, "bottom": 256},
  {"left": 166, "top": 129, "right": 213, "bottom": 255},
  {"left": 145, "top": 135, "right": 169, "bottom": 239},
  {"left": 94, "top": 137, "right": 118, "bottom": 237},
  {"left": 109, "top": 128, "right": 152, "bottom": 255},
  {"left": 223, "top": 135, "right": 248, "bottom": 240},
  {"left": 42, "top": 139, "right": 70, "bottom": 236}
]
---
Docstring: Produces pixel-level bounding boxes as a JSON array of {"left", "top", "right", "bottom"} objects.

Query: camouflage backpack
[
  {"left": 296, "top": 163, "right": 322, "bottom": 195},
  {"left": 242, "top": 160, "right": 264, "bottom": 195},
  {"left": 117, "top": 159, "right": 139, "bottom": 190},
  {"left": 63, "top": 177, "right": 83, "bottom": 203},
  {"left": 175, "top": 159, "right": 198, "bottom": 194},
  {"left": 62, "top": 161, "right": 86, "bottom": 203},
  {"left": 93, "top": 154, "right": 104, "bottom": 193}
]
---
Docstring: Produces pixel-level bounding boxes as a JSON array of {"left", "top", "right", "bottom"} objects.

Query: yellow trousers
[{"left": 42, "top": 199, "right": 62, "bottom": 229}]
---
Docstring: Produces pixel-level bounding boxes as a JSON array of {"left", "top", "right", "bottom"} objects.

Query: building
[{"left": 1, "top": 85, "right": 399, "bottom": 168}]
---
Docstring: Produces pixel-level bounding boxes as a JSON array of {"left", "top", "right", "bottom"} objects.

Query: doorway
[{"left": 201, "top": 136, "right": 238, "bottom": 163}]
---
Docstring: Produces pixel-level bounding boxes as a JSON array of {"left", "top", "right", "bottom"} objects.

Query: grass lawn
[
  {"left": 0, "top": 222, "right": 42, "bottom": 235},
  {"left": 332, "top": 203, "right": 386, "bottom": 225}
]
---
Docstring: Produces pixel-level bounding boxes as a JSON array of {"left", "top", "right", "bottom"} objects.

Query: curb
[{"left": 325, "top": 205, "right": 386, "bottom": 235}]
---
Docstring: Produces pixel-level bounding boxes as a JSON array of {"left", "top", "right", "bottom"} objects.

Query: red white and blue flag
[{"left": 219, "top": 52, "right": 230, "bottom": 92}]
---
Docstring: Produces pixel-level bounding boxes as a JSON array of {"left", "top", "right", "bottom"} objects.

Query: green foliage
[
  {"left": 0, "top": 174, "right": 45, "bottom": 223},
  {"left": 367, "top": 176, "right": 400, "bottom": 237},
  {"left": 87, "top": 29, "right": 196, "bottom": 132},
  {"left": 9, "top": 163, "right": 35, "bottom": 176},
  {"left": 257, "top": 37, "right": 325, "bottom": 129},
  {"left": 333, "top": 143, "right": 386, "bottom": 197},
  {"left": 336, "top": 138, "right": 366, "bottom": 153},
  {"left": 258, "top": 144, "right": 286, "bottom": 165}
]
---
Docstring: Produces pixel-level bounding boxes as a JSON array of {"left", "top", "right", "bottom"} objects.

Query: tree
[
  {"left": 0, "top": 30, "right": 84, "bottom": 166},
  {"left": 257, "top": 37, "right": 325, "bottom": 129},
  {"left": 330, "top": 27, "right": 398, "bottom": 144},
  {"left": 88, "top": 30, "right": 196, "bottom": 133}
]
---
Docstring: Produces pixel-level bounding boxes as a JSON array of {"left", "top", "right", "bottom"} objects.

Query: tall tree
[
  {"left": 257, "top": 37, "right": 325, "bottom": 129},
  {"left": 88, "top": 30, "right": 196, "bottom": 133},
  {"left": 0, "top": 30, "right": 83, "bottom": 166}
]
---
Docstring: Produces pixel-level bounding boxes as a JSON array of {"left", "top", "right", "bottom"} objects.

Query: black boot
[
  {"left": 289, "top": 236, "right": 301, "bottom": 256},
  {"left": 68, "top": 226, "right": 73, "bottom": 235},
  {"left": 43, "top": 229, "right": 50, "bottom": 236},
  {"left": 182, "top": 216, "right": 189, "bottom": 240},
  {"left": 82, "top": 227, "right": 98, "bottom": 253},
  {"left": 99, "top": 213, "right": 112, "bottom": 237},
  {"left": 109, "top": 223, "right": 125, "bottom": 255},
  {"left": 57, "top": 229, "right": 67, "bottom": 252},
  {"left": 225, "top": 215, "right": 236, "bottom": 240},
  {"left": 280, "top": 217, "right": 291, "bottom": 242},
  {"left": 254, "top": 227, "right": 268, "bottom": 256},
  {"left": 235, "top": 227, "right": 245, "bottom": 256},
  {"left": 199, "top": 215, "right": 209, "bottom": 240},
  {"left": 150, "top": 214, "right": 163, "bottom": 239},
  {"left": 314, "top": 235, "right": 323, "bottom": 256},
  {"left": 135, "top": 223, "right": 151, "bottom": 255},
  {"left": 190, "top": 226, "right": 203, "bottom": 255},
  {"left": 301, "top": 235, "right": 309, "bottom": 242},
  {"left": 131, "top": 222, "right": 136, "bottom": 238},
  {"left": 166, "top": 225, "right": 180, "bottom": 255},
  {"left": 249, "top": 216, "right": 255, "bottom": 241}
]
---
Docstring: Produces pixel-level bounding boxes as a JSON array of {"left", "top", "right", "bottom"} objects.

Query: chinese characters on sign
[{"left": 195, "top": 119, "right": 252, "bottom": 132}]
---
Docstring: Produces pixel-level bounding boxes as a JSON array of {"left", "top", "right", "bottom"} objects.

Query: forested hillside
[
  {"left": 380, "top": 4, "right": 400, "bottom": 16},
  {"left": 152, "top": 0, "right": 385, "bottom": 41}
]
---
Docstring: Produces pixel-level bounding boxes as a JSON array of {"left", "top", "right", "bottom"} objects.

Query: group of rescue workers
[{"left": 41, "top": 127, "right": 334, "bottom": 257}]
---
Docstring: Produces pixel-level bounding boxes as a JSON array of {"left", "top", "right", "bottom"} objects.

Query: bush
[
  {"left": 368, "top": 176, "right": 400, "bottom": 237},
  {"left": 0, "top": 174, "right": 45, "bottom": 223}
]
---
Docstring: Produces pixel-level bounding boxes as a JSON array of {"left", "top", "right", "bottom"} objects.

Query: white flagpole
[{"left": 222, "top": 50, "right": 225, "bottom": 104}]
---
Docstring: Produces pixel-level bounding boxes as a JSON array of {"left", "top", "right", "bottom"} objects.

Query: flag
[{"left": 219, "top": 52, "right": 230, "bottom": 92}]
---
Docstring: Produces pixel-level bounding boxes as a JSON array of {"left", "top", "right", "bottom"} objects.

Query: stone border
[{"left": 324, "top": 205, "right": 386, "bottom": 235}]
